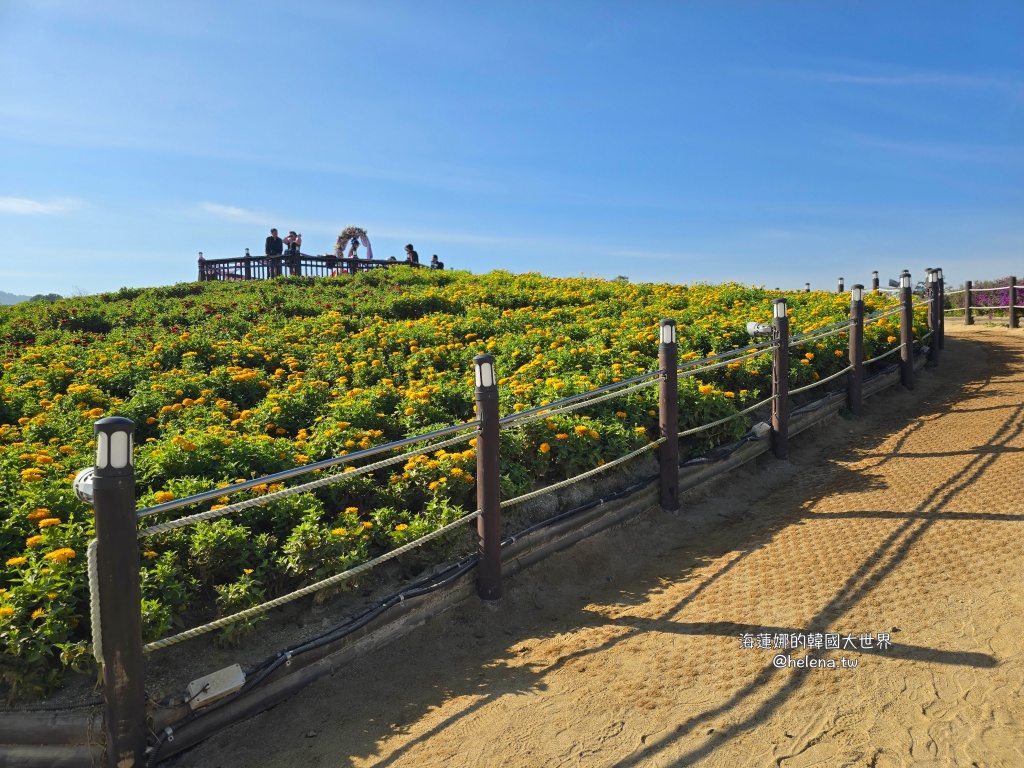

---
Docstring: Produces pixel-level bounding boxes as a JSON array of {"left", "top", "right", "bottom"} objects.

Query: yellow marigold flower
[
  {"left": 35, "top": 455, "right": 54, "bottom": 465},
  {"left": 887, "top": 335, "right": 897, "bottom": 343},
  {"left": 345, "top": 507, "right": 359, "bottom": 514},
  {"left": 43, "top": 548, "right": 76, "bottom": 562},
  {"left": 330, "top": 527, "right": 348, "bottom": 536},
  {"left": 539, "top": 443, "right": 551, "bottom": 453},
  {"left": 698, "top": 384, "right": 714, "bottom": 395},
  {"left": 428, "top": 481, "right": 440, "bottom": 490},
  {"left": 834, "top": 350, "right": 844, "bottom": 357},
  {"left": 800, "top": 359, "right": 810, "bottom": 365},
  {"left": 616, "top": 411, "right": 627, "bottom": 418},
  {"left": 0, "top": 607, "right": 15, "bottom": 618},
  {"left": 589, "top": 429, "right": 599, "bottom": 439},
  {"left": 38, "top": 518, "right": 61, "bottom": 528},
  {"left": 243, "top": 568, "right": 254, "bottom": 575},
  {"left": 154, "top": 491, "right": 175, "bottom": 503},
  {"left": 275, "top": 428, "right": 286, "bottom": 435},
  {"left": 146, "top": 417, "right": 158, "bottom": 425},
  {"left": 143, "top": 551, "right": 158, "bottom": 559},
  {"left": 804, "top": 352, "right": 814, "bottom": 360},
  {"left": 404, "top": 407, "right": 415, "bottom": 416},
  {"left": 26, "top": 536, "right": 43, "bottom": 548},
  {"left": 362, "top": 521, "right": 373, "bottom": 529},
  {"left": 27, "top": 508, "right": 51, "bottom": 521},
  {"left": 394, "top": 524, "right": 408, "bottom": 531},
  {"left": 46, "top": 592, "right": 58, "bottom": 600},
  {"left": 449, "top": 467, "right": 464, "bottom": 477},
  {"left": 5, "top": 557, "right": 27, "bottom": 566},
  {"left": 574, "top": 425, "right": 590, "bottom": 435},
  {"left": 210, "top": 504, "right": 226, "bottom": 511},
  {"left": 556, "top": 433, "right": 569, "bottom": 440}
]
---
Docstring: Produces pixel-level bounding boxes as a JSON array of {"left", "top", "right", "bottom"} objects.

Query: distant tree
[
  {"left": 28, "top": 293, "right": 63, "bottom": 303},
  {"left": 613, "top": 275, "right": 629, "bottom": 283}
]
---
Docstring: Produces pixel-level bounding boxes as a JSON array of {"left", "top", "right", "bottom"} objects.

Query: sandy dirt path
[{"left": 171, "top": 324, "right": 1024, "bottom": 768}]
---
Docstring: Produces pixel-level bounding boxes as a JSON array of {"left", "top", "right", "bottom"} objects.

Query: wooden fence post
[
  {"left": 899, "top": 271, "right": 914, "bottom": 389},
  {"left": 91, "top": 417, "right": 147, "bottom": 768},
  {"left": 771, "top": 298, "right": 789, "bottom": 459},
  {"left": 473, "top": 354, "right": 501, "bottom": 604},
  {"left": 937, "top": 267, "right": 945, "bottom": 349},
  {"left": 197, "top": 253, "right": 206, "bottom": 282},
  {"left": 927, "top": 270, "right": 939, "bottom": 365},
  {"left": 965, "top": 280, "right": 974, "bottom": 326},
  {"left": 871, "top": 271, "right": 879, "bottom": 294},
  {"left": 658, "top": 319, "right": 679, "bottom": 514},
  {"left": 244, "top": 249, "right": 252, "bottom": 281},
  {"left": 848, "top": 285, "right": 864, "bottom": 416},
  {"left": 1009, "top": 276, "right": 1018, "bottom": 329}
]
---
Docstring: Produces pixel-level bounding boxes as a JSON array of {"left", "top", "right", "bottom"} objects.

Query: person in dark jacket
[
  {"left": 404, "top": 244, "right": 419, "bottom": 265},
  {"left": 429, "top": 255, "right": 443, "bottom": 269},
  {"left": 265, "top": 228, "right": 284, "bottom": 277}
]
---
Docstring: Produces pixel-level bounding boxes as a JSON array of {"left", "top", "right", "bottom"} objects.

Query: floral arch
[{"left": 335, "top": 226, "right": 374, "bottom": 260}]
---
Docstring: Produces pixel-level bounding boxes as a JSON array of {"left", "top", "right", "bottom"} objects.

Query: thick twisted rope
[
  {"left": 143, "top": 507, "right": 483, "bottom": 652},
  {"left": 789, "top": 365, "right": 854, "bottom": 397},
  {"left": 500, "top": 437, "right": 665, "bottom": 509},
  {"left": 139, "top": 430, "right": 478, "bottom": 538},
  {"left": 507, "top": 377, "right": 662, "bottom": 429},
  {"left": 865, "top": 344, "right": 904, "bottom": 363},
  {"left": 677, "top": 395, "right": 775, "bottom": 438},
  {"left": 87, "top": 539, "right": 103, "bottom": 665},
  {"left": 680, "top": 347, "right": 771, "bottom": 378}
]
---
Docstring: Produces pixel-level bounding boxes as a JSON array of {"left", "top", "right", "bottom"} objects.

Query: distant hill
[
  {"left": 0, "top": 291, "right": 62, "bottom": 305},
  {"left": 0, "top": 291, "right": 30, "bottom": 305}
]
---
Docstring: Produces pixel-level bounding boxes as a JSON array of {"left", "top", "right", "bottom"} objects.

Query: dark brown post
[
  {"left": 473, "top": 354, "right": 501, "bottom": 603},
  {"left": 804, "top": 282, "right": 810, "bottom": 293},
  {"left": 1009, "top": 276, "right": 1018, "bottom": 329},
  {"left": 899, "top": 270, "right": 914, "bottom": 389},
  {"left": 937, "top": 267, "right": 945, "bottom": 349},
  {"left": 848, "top": 285, "right": 864, "bottom": 416},
  {"left": 965, "top": 280, "right": 974, "bottom": 326},
  {"left": 658, "top": 319, "right": 679, "bottom": 513},
  {"left": 927, "top": 270, "right": 939, "bottom": 365},
  {"left": 871, "top": 271, "right": 879, "bottom": 293},
  {"left": 244, "top": 248, "right": 252, "bottom": 281},
  {"left": 837, "top": 276, "right": 844, "bottom": 293},
  {"left": 197, "top": 253, "right": 206, "bottom": 282},
  {"left": 771, "top": 298, "right": 789, "bottom": 459},
  {"left": 92, "top": 417, "right": 147, "bottom": 768}
]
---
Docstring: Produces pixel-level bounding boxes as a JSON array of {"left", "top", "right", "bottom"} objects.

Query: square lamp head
[{"left": 851, "top": 284, "right": 864, "bottom": 303}]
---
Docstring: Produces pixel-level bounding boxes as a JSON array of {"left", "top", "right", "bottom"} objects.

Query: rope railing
[
  {"left": 499, "top": 369, "right": 662, "bottom": 427},
  {"left": 677, "top": 395, "right": 776, "bottom": 438},
  {"left": 677, "top": 338, "right": 777, "bottom": 374},
  {"left": 789, "top": 317, "right": 854, "bottom": 342},
  {"left": 865, "top": 344, "right": 903, "bottom": 363},
  {"left": 866, "top": 306, "right": 904, "bottom": 323},
  {"left": 679, "top": 347, "right": 771, "bottom": 378},
  {"left": 789, "top": 365, "right": 854, "bottom": 397},
  {"left": 136, "top": 420, "right": 480, "bottom": 520},
  {"left": 138, "top": 429, "right": 478, "bottom": 538},
  {"left": 87, "top": 539, "right": 103, "bottom": 666},
  {"left": 500, "top": 437, "right": 666, "bottom": 509},
  {"left": 142, "top": 507, "right": 484, "bottom": 653},
  {"left": 503, "top": 376, "right": 662, "bottom": 430}
]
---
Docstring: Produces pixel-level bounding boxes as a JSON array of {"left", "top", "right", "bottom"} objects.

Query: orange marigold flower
[
  {"left": 26, "top": 536, "right": 43, "bottom": 548},
  {"left": 31, "top": 608, "right": 45, "bottom": 620},
  {"left": 5, "top": 557, "right": 27, "bottom": 567},
  {"left": 38, "top": 518, "right": 61, "bottom": 528},
  {"left": 154, "top": 491, "right": 175, "bottom": 503},
  {"left": 394, "top": 524, "right": 409, "bottom": 531},
  {"left": 539, "top": 443, "right": 551, "bottom": 454},
  {"left": 43, "top": 548, "right": 76, "bottom": 563},
  {"left": 27, "top": 508, "right": 51, "bottom": 521}
]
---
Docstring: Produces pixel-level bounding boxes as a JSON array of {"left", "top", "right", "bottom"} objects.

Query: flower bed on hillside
[{"left": 0, "top": 269, "right": 920, "bottom": 698}]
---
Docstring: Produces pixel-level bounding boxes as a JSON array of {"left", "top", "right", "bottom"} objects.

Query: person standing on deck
[{"left": 265, "top": 228, "right": 284, "bottom": 277}]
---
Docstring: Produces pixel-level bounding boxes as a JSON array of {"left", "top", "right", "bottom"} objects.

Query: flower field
[{"left": 0, "top": 268, "right": 922, "bottom": 698}]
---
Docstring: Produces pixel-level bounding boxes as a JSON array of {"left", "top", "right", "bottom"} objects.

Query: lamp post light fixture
[
  {"left": 245, "top": 248, "right": 251, "bottom": 257},
  {"left": 848, "top": 284, "right": 865, "bottom": 416},
  {"left": 472, "top": 353, "right": 501, "bottom": 603},
  {"left": 872, "top": 271, "right": 879, "bottom": 293},
  {"left": 659, "top": 318, "right": 677, "bottom": 345},
  {"left": 837, "top": 276, "right": 844, "bottom": 293},
  {"left": 474, "top": 354, "right": 496, "bottom": 389},
  {"left": 804, "top": 282, "right": 810, "bottom": 293},
  {"left": 851, "top": 284, "right": 864, "bottom": 303},
  {"left": 94, "top": 416, "right": 135, "bottom": 475},
  {"left": 900, "top": 270, "right": 911, "bottom": 290}
]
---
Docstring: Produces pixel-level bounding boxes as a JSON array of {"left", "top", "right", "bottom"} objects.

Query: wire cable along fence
[
  {"left": 943, "top": 276, "right": 1024, "bottom": 329},
  {"left": 72, "top": 270, "right": 940, "bottom": 766}
]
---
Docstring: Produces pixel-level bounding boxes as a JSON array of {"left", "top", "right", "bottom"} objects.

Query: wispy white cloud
[
  {"left": 0, "top": 196, "right": 83, "bottom": 215},
  {"left": 200, "top": 202, "right": 270, "bottom": 225}
]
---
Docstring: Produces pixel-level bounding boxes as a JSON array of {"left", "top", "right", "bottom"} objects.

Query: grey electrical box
[{"left": 187, "top": 664, "right": 246, "bottom": 710}]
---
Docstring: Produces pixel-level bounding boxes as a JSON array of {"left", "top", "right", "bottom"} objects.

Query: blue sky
[{"left": 1, "top": 1, "right": 1022, "bottom": 296}]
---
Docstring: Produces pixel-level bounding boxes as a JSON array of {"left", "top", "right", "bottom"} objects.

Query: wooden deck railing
[{"left": 197, "top": 252, "right": 426, "bottom": 282}]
